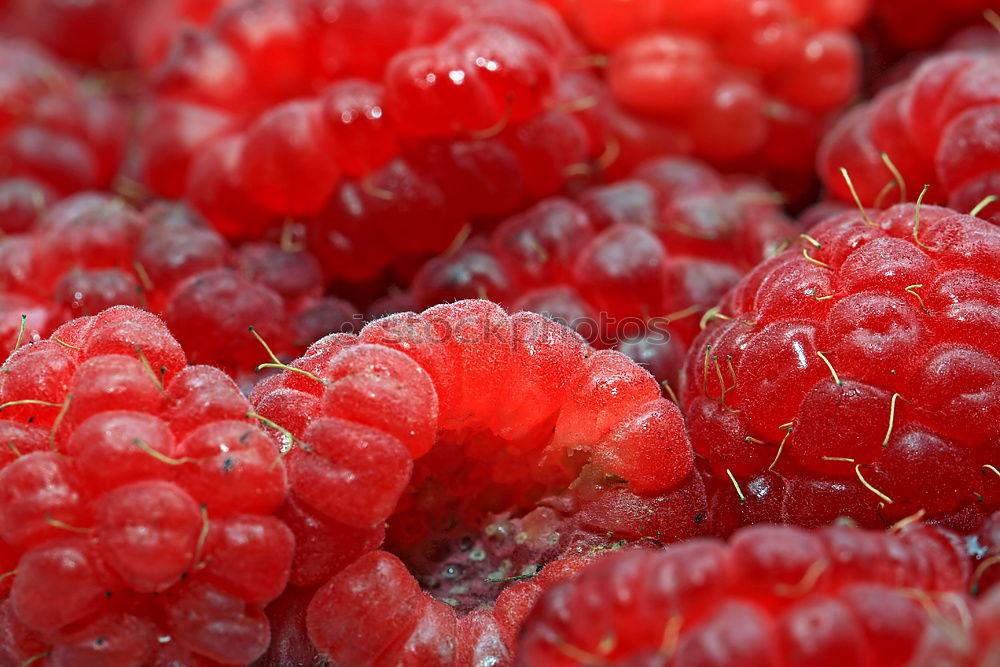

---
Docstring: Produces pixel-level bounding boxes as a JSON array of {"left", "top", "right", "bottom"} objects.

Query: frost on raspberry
[
  {"left": 681, "top": 203, "right": 1000, "bottom": 535},
  {"left": 0, "top": 306, "right": 294, "bottom": 665},
  {"left": 249, "top": 299, "right": 704, "bottom": 664},
  {"left": 518, "top": 520, "right": 992, "bottom": 666}
]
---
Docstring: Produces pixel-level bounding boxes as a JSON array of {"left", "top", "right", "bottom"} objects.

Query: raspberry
[
  {"left": 680, "top": 204, "right": 1000, "bottom": 534},
  {"left": 819, "top": 45, "right": 1000, "bottom": 224},
  {"left": 0, "top": 0, "right": 133, "bottom": 68},
  {"left": 139, "top": 0, "right": 659, "bottom": 284},
  {"left": 0, "top": 307, "right": 293, "bottom": 664},
  {"left": 0, "top": 38, "right": 126, "bottom": 196},
  {"left": 544, "top": 0, "right": 866, "bottom": 197},
  {"left": 519, "top": 521, "right": 991, "bottom": 666},
  {"left": 250, "top": 299, "right": 704, "bottom": 664},
  {"left": 408, "top": 157, "right": 794, "bottom": 389},
  {"left": 255, "top": 586, "right": 325, "bottom": 667},
  {"left": 0, "top": 193, "right": 360, "bottom": 377},
  {"left": 129, "top": 0, "right": 240, "bottom": 71},
  {"left": 974, "top": 510, "right": 1000, "bottom": 596},
  {"left": 143, "top": 0, "right": 570, "bottom": 188},
  {"left": 870, "top": 0, "right": 997, "bottom": 52},
  {"left": 0, "top": 178, "right": 54, "bottom": 235}
]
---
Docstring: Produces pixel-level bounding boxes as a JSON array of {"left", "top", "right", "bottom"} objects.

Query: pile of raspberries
[{"left": 0, "top": 0, "right": 998, "bottom": 665}]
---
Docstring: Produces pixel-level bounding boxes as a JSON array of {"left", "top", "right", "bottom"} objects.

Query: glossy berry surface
[
  {"left": 681, "top": 204, "right": 1000, "bottom": 534},
  {"left": 250, "top": 299, "right": 705, "bottom": 664},
  {"left": 0, "top": 307, "right": 293, "bottom": 665},
  {"left": 3, "top": 1, "right": 1000, "bottom": 663},
  {"left": 0, "top": 0, "right": 143, "bottom": 68},
  {"left": 408, "top": 157, "right": 794, "bottom": 389},
  {"left": 819, "top": 44, "right": 1000, "bottom": 224},
  {"left": 137, "top": 0, "right": 658, "bottom": 287},
  {"left": 519, "top": 521, "right": 996, "bottom": 666}
]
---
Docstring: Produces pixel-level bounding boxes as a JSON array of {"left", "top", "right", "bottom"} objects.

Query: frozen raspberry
[
  {"left": 408, "top": 157, "right": 794, "bottom": 390},
  {"left": 543, "top": 0, "right": 867, "bottom": 200},
  {"left": 681, "top": 203, "right": 1000, "bottom": 534},
  {"left": 819, "top": 46, "right": 1000, "bottom": 224},
  {"left": 0, "top": 307, "right": 293, "bottom": 664},
  {"left": 518, "top": 520, "right": 994, "bottom": 666},
  {"left": 0, "top": 38, "right": 127, "bottom": 196},
  {"left": 0, "top": 194, "right": 360, "bottom": 377},
  {"left": 250, "top": 299, "right": 704, "bottom": 664}
]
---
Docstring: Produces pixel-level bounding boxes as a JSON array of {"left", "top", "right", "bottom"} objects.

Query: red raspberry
[
  {"left": 129, "top": 0, "right": 239, "bottom": 71},
  {"left": 254, "top": 586, "right": 326, "bottom": 667},
  {"left": 543, "top": 0, "right": 866, "bottom": 199},
  {"left": 819, "top": 45, "right": 1000, "bottom": 224},
  {"left": 974, "top": 510, "right": 1000, "bottom": 596},
  {"left": 680, "top": 203, "right": 1000, "bottom": 534},
  {"left": 0, "top": 193, "right": 360, "bottom": 377},
  {"left": 0, "top": 307, "right": 294, "bottom": 664},
  {"left": 142, "top": 0, "right": 572, "bottom": 201},
  {"left": 0, "top": 0, "right": 133, "bottom": 68},
  {"left": 0, "top": 178, "right": 55, "bottom": 235},
  {"left": 408, "top": 157, "right": 794, "bottom": 389},
  {"left": 249, "top": 299, "right": 704, "bottom": 664},
  {"left": 518, "top": 520, "right": 992, "bottom": 666},
  {"left": 0, "top": 38, "right": 127, "bottom": 196},
  {"left": 139, "top": 0, "right": 661, "bottom": 284},
  {"left": 870, "top": 0, "right": 996, "bottom": 52}
]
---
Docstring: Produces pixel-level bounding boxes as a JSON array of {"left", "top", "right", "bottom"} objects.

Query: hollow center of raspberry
[{"left": 385, "top": 431, "right": 582, "bottom": 614}]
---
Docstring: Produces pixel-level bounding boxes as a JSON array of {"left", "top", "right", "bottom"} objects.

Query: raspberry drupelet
[
  {"left": 249, "top": 299, "right": 705, "bottom": 664},
  {"left": 408, "top": 157, "right": 794, "bottom": 390},
  {"left": 0, "top": 307, "right": 294, "bottom": 665},
  {"left": 0, "top": 193, "right": 359, "bottom": 381},
  {"left": 681, "top": 202, "right": 1000, "bottom": 535},
  {"left": 518, "top": 520, "right": 998, "bottom": 666}
]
